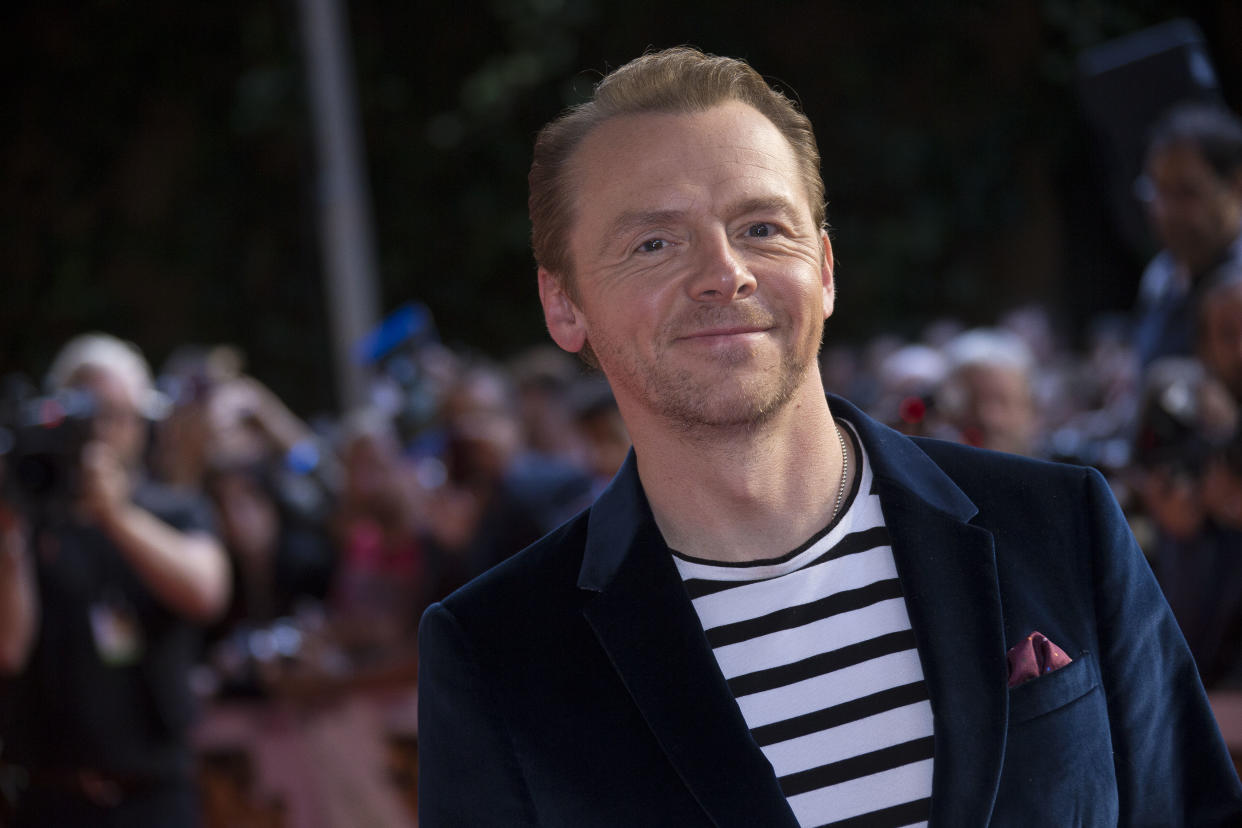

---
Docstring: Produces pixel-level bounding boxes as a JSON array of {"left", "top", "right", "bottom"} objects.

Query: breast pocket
[
  {"left": 996, "top": 652, "right": 1119, "bottom": 825},
  {"left": 1008, "top": 650, "right": 1099, "bottom": 725}
]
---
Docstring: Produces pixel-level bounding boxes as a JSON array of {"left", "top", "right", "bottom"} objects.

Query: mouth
[{"left": 677, "top": 325, "right": 771, "bottom": 341}]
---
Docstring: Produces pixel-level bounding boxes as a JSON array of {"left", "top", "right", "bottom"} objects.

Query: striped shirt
[{"left": 672, "top": 423, "right": 934, "bottom": 828}]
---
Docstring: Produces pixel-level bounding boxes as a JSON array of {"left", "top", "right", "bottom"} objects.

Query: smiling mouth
[
  {"left": 672, "top": 305, "right": 778, "bottom": 343},
  {"left": 678, "top": 326, "right": 771, "bottom": 340}
]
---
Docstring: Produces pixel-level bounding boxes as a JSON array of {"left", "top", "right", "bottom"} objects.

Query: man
[
  {"left": 418, "top": 48, "right": 1242, "bottom": 826},
  {"left": 0, "top": 333, "right": 230, "bottom": 827},
  {"left": 1133, "top": 102, "right": 1242, "bottom": 368},
  {"left": 937, "top": 328, "right": 1041, "bottom": 457}
]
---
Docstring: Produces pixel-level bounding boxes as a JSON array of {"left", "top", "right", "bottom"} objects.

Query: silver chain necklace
[{"left": 831, "top": 419, "right": 849, "bottom": 522}]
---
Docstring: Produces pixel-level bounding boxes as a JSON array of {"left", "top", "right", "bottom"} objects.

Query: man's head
[
  {"left": 938, "top": 329, "right": 1039, "bottom": 456},
  {"left": 46, "top": 333, "right": 157, "bottom": 466},
  {"left": 441, "top": 363, "right": 524, "bottom": 484},
  {"left": 1141, "top": 103, "right": 1242, "bottom": 274},
  {"left": 529, "top": 48, "right": 833, "bottom": 432},
  {"left": 530, "top": 47, "right": 826, "bottom": 297}
]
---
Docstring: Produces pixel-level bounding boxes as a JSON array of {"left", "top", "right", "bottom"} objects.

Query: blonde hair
[
  {"left": 529, "top": 46, "right": 826, "bottom": 295},
  {"left": 46, "top": 332, "right": 160, "bottom": 418}
]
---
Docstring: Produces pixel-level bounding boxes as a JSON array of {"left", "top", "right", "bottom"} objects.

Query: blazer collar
[
  {"left": 578, "top": 452, "right": 799, "bottom": 826},
  {"left": 578, "top": 394, "right": 978, "bottom": 592},
  {"left": 828, "top": 394, "right": 977, "bottom": 522},
  {"left": 576, "top": 448, "right": 648, "bottom": 593},
  {"left": 577, "top": 396, "right": 1008, "bottom": 826}
]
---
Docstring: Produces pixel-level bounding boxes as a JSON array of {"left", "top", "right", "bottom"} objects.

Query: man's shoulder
[
  {"left": 905, "top": 435, "right": 1101, "bottom": 509},
  {"left": 839, "top": 396, "right": 1101, "bottom": 522},
  {"left": 908, "top": 434, "right": 1082, "bottom": 475},
  {"left": 432, "top": 505, "right": 593, "bottom": 633}
]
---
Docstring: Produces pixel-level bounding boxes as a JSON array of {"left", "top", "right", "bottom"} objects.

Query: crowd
[
  {"left": 0, "top": 98, "right": 1239, "bottom": 825},
  {"left": 30, "top": 335, "right": 628, "bottom": 685}
]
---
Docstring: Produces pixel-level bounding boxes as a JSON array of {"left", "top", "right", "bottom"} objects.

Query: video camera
[
  {"left": 1131, "top": 366, "right": 1235, "bottom": 481},
  {"left": 0, "top": 376, "right": 97, "bottom": 516}
]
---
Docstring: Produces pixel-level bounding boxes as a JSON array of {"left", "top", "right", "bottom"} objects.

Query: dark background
[{"left": 4, "top": 0, "right": 1241, "bottom": 415}]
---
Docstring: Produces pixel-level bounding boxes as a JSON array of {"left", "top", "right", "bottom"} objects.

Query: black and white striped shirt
[{"left": 672, "top": 424, "right": 934, "bottom": 828}]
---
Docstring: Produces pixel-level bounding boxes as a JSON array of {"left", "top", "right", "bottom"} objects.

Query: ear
[
  {"left": 819, "top": 229, "right": 835, "bottom": 320},
  {"left": 538, "top": 267, "right": 588, "bottom": 354}
]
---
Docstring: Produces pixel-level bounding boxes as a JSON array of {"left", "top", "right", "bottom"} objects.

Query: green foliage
[{"left": 2, "top": 0, "right": 1232, "bottom": 412}]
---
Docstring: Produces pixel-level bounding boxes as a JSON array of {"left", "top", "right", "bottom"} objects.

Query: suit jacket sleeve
[
  {"left": 1085, "top": 467, "right": 1242, "bottom": 825},
  {"left": 418, "top": 601, "right": 538, "bottom": 827}
]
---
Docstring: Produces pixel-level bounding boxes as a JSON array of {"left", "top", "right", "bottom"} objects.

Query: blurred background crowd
[
  {"left": 3, "top": 2, "right": 1242, "bottom": 827},
  {"left": 4, "top": 223, "right": 1242, "bottom": 824}
]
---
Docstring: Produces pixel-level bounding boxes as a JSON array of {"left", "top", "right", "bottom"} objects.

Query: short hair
[
  {"left": 1146, "top": 102, "right": 1242, "bottom": 181},
  {"left": 529, "top": 46, "right": 826, "bottom": 293},
  {"left": 942, "top": 328, "right": 1034, "bottom": 378},
  {"left": 45, "top": 332, "right": 161, "bottom": 418}
]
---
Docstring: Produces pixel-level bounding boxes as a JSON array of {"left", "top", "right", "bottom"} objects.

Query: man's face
[
  {"left": 1201, "top": 281, "right": 1242, "bottom": 400},
  {"left": 1145, "top": 142, "right": 1242, "bottom": 273},
  {"left": 70, "top": 366, "right": 145, "bottom": 466},
  {"left": 946, "top": 363, "right": 1036, "bottom": 456},
  {"left": 539, "top": 101, "right": 833, "bottom": 430}
]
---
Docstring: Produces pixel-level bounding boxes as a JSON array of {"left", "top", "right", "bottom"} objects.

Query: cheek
[
  {"left": 788, "top": 278, "right": 830, "bottom": 320},
  {"left": 588, "top": 292, "right": 665, "bottom": 339}
]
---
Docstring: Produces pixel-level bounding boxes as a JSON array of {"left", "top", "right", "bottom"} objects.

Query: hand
[{"left": 79, "top": 440, "right": 133, "bottom": 526}]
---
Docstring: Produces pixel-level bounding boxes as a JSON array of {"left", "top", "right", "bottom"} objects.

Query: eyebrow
[{"left": 729, "top": 195, "right": 800, "bottom": 220}]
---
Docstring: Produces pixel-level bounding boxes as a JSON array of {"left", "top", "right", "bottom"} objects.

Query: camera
[
  {"left": 1130, "top": 357, "right": 1241, "bottom": 479},
  {"left": 0, "top": 378, "right": 97, "bottom": 516}
]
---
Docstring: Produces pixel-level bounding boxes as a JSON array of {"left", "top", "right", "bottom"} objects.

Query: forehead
[
  {"left": 567, "top": 102, "right": 809, "bottom": 226},
  {"left": 68, "top": 364, "right": 138, "bottom": 409},
  {"left": 959, "top": 361, "right": 1030, "bottom": 390}
]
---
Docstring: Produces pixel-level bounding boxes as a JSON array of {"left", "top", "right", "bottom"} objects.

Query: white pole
[{"left": 297, "top": 0, "right": 380, "bottom": 410}]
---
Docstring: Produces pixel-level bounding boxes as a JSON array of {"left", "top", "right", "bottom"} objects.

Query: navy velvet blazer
[{"left": 418, "top": 397, "right": 1242, "bottom": 826}]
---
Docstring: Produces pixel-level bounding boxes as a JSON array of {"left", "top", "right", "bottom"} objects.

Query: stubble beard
[{"left": 593, "top": 312, "right": 824, "bottom": 433}]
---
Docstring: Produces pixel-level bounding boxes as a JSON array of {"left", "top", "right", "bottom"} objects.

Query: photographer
[
  {"left": 1132, "top": 357, "right": 1242, "bottom": 689},
  {"left": 0, "top": 333, "right": 229, "bottom": 827}
]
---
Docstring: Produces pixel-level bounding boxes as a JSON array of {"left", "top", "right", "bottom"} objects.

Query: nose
[{"left": 686, "top": 231, "right": 756, "bottom": 303}]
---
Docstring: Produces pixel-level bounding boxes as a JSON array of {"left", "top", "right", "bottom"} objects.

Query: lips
[
  {"left": 671, "top": 308, "right": 777, "bottom": 342},
  {"left": 678, "top": 325, "right": 770, "bottom": 340}
]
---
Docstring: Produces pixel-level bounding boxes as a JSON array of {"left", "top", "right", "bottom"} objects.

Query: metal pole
[{"left": 297, "top": 0, "right": 380, "bottom": 410}]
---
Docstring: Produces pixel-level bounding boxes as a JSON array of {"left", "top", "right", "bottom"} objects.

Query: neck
[{"left": 630, "top": 380, "right": 850, "bottom": 563}]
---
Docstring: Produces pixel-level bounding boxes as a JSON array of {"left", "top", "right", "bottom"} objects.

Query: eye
[
  {"left": 746, "top": 223, "right": 773, "bottom": 238},
  {"left": 637, "top": 238, "right": 668, "bottom": 253}
]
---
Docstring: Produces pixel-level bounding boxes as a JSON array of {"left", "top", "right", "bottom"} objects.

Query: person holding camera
[
  {"left": 1132, "top": 355, "right": 1242, "bottom": 689},
  {"left": 0, "top": 333, "right": 230, "bottom": 827}
]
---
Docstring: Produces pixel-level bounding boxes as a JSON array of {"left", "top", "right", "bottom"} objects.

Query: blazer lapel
[
  {"left": 880, "top": 483, "right": 1007, "bottom": 827},
  {"left": 578, "top": 457, "right": 800, "bottom": 828},
  {"left": 838, "top": 398, "right": 1008, "bottom": 826}
]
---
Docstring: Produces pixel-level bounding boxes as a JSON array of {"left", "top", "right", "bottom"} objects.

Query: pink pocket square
[{"left": 1007, "top": 631, "right": 1072, "bottom": 688}]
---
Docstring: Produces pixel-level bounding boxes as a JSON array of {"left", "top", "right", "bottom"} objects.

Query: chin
[{"left": 657, "top": 374, "right": 803, "bottom": 430}]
